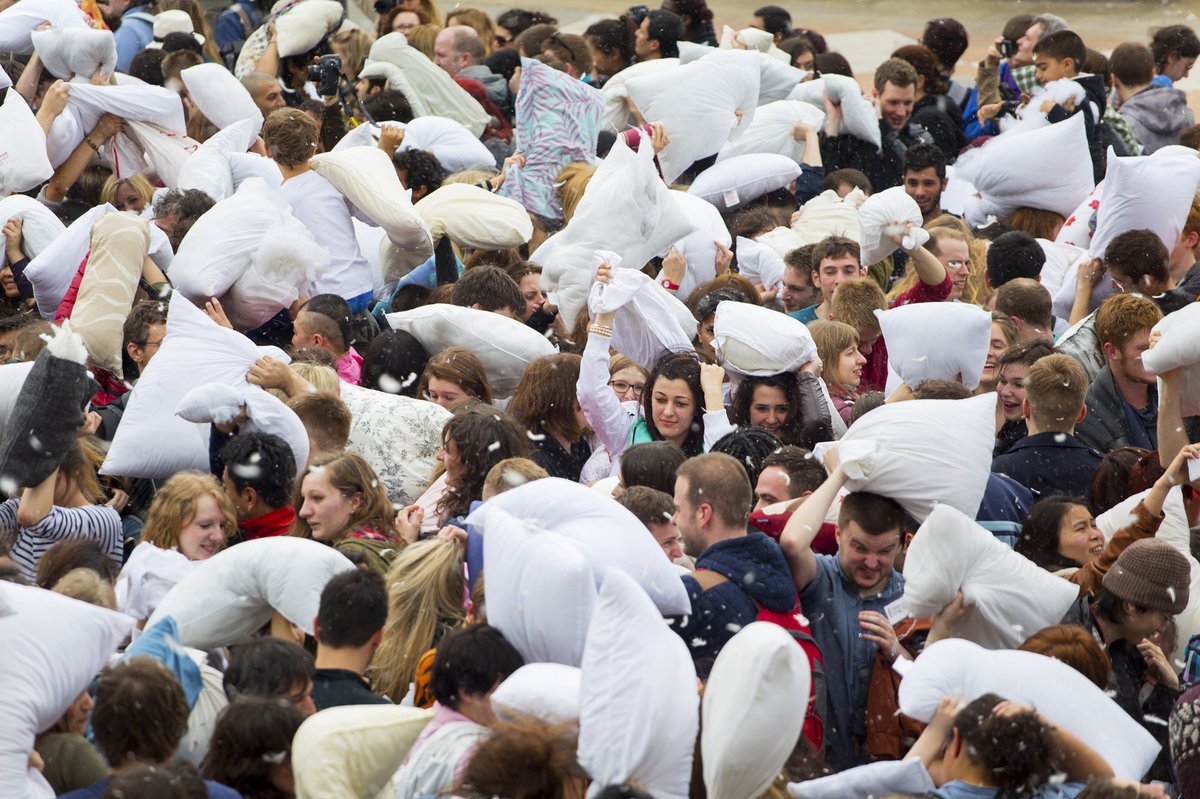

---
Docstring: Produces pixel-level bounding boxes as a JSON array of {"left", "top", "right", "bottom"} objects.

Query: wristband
[
  {"left": 660, "top": 278, "right": 680, "bottom": 291},
  {"left": 587, "top": 324, "right": 614, "bottom": 338},
  {"left": 84, "top": 137, "right": 100, "bottom": 152}
]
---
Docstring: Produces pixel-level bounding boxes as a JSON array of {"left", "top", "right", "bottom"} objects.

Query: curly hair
[
  {"left": 951, "top": 693, "right": 1060, "bottom": 794},
  {"left": 436, "top": 408, "right": 529, "bottom": 520},
  {"left": 730, "top": 373, "right": 807, "bottom": 447}
]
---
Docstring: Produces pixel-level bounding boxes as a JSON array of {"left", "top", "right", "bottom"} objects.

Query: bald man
[
  {"left": 433, "top": 25, "right": 508, "bottom": 106},
  {"left": 241, "top": 71, "right": 286, "bottom": 117}
]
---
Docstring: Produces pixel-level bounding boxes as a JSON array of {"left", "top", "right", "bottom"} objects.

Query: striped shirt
[{"left": 0, "top": 498, "right": 123, "bottom": 582}]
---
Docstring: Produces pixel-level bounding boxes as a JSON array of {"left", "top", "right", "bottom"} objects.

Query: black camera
[
  {"left": 373, "top": 0, "right": 398, "bottom": 14},
  {"left": 307, "top": 53, "right": 342, "bottom": 97},
  {"left": 998, "top": 38, "right": 1016, "bottom": 59}
]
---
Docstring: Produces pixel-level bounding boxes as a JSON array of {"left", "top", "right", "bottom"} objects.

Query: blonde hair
[
  {"left": 405, "top": 23, "right": 442, "bottom": 58},
  {"left": 266, "top": 362, "right": 340, "bottom": 402},
  {"left": 809, "top": 320, "right": 860, "bottom": 389},
  {"left": 609, "top": 354, "right": 649, "bottom": 381},
  {"left": 292, "top": 451, "right": 398, "bottom": 541},
  {"left": 142, "top": 471, "right": 237, "bottom": 553},
  {"left": 557, "top": 162, "right": 595, "bottom": 225},
  {"left": 444, "top": 8, "right": 495, "bottom": 56},
  {"left": 60, "top": 438, "right": 106, "bottom": 505},
  {"left": 482, "top": 457, "right": 549, "bottom": 500},
  {"left": 99, "top": 173, "right": 155, "bottom": 210},
  {"left": 885, "top": 220, "right": 985, "bottom": 306},
  {"left": 1024, "top": 353, "right": 1088, "bottom": 432},
  {"left": 444, "top": 169, "right": 499, "bottom": 187},
  {"left": 330, "top": 27, "right": 375, "bottom": 81},
  {"left": 371, "top": 538, "right": 468, "bottom": 700},
  {"left": 51, "top": 567, "right": 117, "bottom": 610}
]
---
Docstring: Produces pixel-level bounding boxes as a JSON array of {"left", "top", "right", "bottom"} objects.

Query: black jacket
[
  {"left": 991, "top": 431, "right": 1104, "bottom": 498},
  {"left": 1046, "top": 73, "right": 1110, "bottom": 182},
  {"left": 819, "top": 118, "right": 935, "bottom": 192},
  {"left": 912, "top": 93, "right": 965, "bottom": 161},
  {"left": 1075, "top": 366, "right": 1156, "bottom": 455},
  {"left": 1107, "top": 638, "right": 1179, "bottom": 782}
]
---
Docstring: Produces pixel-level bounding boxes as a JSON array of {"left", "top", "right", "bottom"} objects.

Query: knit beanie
[
  {"left": 1102, "top": 539, "right": 1190, "bottom": 615},
  {"left": 1170, "top": 684, "right": 1200, "bottom": 799}
]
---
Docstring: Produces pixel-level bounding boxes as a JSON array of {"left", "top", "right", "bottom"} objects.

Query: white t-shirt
[{"left": 279, "top": 170, "right": 373, "bottom": 300}]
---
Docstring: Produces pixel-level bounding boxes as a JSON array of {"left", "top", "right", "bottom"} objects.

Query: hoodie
[
  {"left": 1118, "top": 84, "right": 1196, "bottom": 155},
  {"left": 459, "top": 65, "right": 510, "bottom": 112},
  {"left": 672, "top": 532, "right": 799, "bottom": 678},
  {"left": 1046, "top": 73, "right": 1109, "bottom": 181}
]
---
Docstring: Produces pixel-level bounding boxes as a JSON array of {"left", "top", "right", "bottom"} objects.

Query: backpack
[
  {"left": 220, "top": 2, "right": 255, "bottom": 71},
  {"left": 691, "top": 568, "right": 827, "bottom": 751}
]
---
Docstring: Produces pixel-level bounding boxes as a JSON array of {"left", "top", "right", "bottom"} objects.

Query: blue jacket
[
  {"left": 114, "top": 6, "right": 155, "bottom": 72},
  {"left": 671, "top": 532, "right": 797, "bottom": 678}
]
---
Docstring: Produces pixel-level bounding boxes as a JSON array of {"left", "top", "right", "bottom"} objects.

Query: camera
[
  {"left": 998, "top": 38, "right": 1016, "bottom": 59},
  {"left": 307, "top": 53, "right": 342, "bottom": 98},
  {"left": 373, "top": 0, "right": 397, "bottom": 14}
]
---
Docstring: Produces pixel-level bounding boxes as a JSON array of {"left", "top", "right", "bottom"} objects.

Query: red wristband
[{"left": 660, "top": 278, "right": 680, "bottom": 291}]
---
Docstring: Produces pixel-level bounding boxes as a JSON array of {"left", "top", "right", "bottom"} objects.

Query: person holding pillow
[
  {"left": 293, "top": 451, "right": 404, "bottom": 574},
  {"left": 117, "top": 472, "right": 237, "bottom": 625},
  {"left": 0, "top": 437, "right": 123, "bottom": 582},
  {"left": 417, "top": 347, "right": 494, "bottom": 411},
  {"left": 809, "top": 320, "right": 867, "bottom": 426}
]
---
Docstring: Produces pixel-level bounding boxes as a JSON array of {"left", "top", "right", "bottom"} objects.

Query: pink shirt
[{"left": 337, "top": 346, "right": 363, "bottom": 385}]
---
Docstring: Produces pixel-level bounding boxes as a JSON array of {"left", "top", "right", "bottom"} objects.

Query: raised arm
[
  {"left": 576, "top": 263, "right": 634, "bottom": 457},
  {"left": 779, "top": 457, "right": 848, "bottom": 592}
]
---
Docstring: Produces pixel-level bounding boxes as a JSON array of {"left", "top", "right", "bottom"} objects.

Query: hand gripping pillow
[
  {"left": 493, "top": 663, "right": 582, "bottom": 725},
  {"left": 174, "top": 383, "right": 310, "bottom": 475},
  {"left": 0, "top": 0, "right": 89, "bottom": 54},
  {"left": 0, "top": 322, "right": 89, "bottom": 490},
  {"left": 146, "top": 536, "right": 356, "bottom": 649},
  {"left": 499, "top": 58, "right": 603, "bottom": 223},
  {"left": 812, "top": 393, "right": 996, "bottom": 522},
  {"left": 688, "top": 153, "right": 801, "bottom": 212},
  {"left": 0, "top": 582, "right": 134, "bottom": 799},
  {"left": 902, "top": 504, "right": 1080, "bottom": 648},
  {"left": 626, "top": 52, "right": 760, "bottom": 184},
  {"left": 102, "top": 292, "right": 302, "bottom": 479},
  {"left": 898, "top": 638, "right": 1160, "bottom": 780},
  {"left": 0, "top": 194, "right": 64, "bottom": 261},
  {"left": 359, "top": 33, "right": 489, "bottom": 137},
  {"left": 876, "top": 302, "right": 992, "bottom": 392},
  {"left": 70, "top": 213, "right": 151, "bottom": 376},
  {"left": 788, "top": 75, "right": 879, "bottom": 149},
  {"left": 791, "top": 188, "right": 863, "bottom": 246},
  {"left": 340, "top": 383, "right": 450, "bottom": 506},
  {"left": 658, "top": 190, "right": 730, "bottom": 300},
  {"left": 386, "top": 304, "right": 555, "bottom": 398},
  {"left": 468, "top": 477, "right": 692, "bottom": 615},
  {"left": 292, "top": 705, "right": 433, "bottom": 799},
  {"left": 1097, "top": 486, "right": 1200, "bottom": 665},
  {"left": 953, "top": 113, "right": 1094, "bottom": 227},
  {"left": 0, "top": 89, "right": 53, "bottom": 194},
  {"left": 1144, "top": 304, "right": 1200, "bottom": 417},
  {"left": 588, "top": 258, "right": 694, "bottom": 370},
  {"left": 1050, "top": 257, "right": 1116, "bottom": 323},
  {"left": 125, "top": 121, "right": 200, "bottom": 189},
  {"left": 169, "top": 178, "right": 291, "bottom": 302},
  {"left": 21, "top": 201, "right": 94, "bottom": 320},
  {"left": 30, "top": 26, "right": 115, "bottom": 81},
  {"left": 310, "top": 146, "right": 433, "bottom": 258},
  {"left": 415, "top": 183, "right": 533, "bottom": 249},
  {"left": 1086, "top": 147, "right": 1200, "bottom": 260},
  {"left": 275, "top": 0, "right": 342, "bottom": 58},
  {"left": 399, "top": 116, "right": 496, "bottom": 173},
  {"left": 735, "top": 236, "right": 786, "bottom": 292},
  {"left": 857, "top": 186, "right": 931, "bottom": 267},
  {"left": 473, "top": 502, "right": 598, "bottom": 665},
  {"left": 225, "top": 213, "right": 330, "bottom": 331},
  {"left": 578, "top": 570, "right": 698, "bottom": 799},
  {"left": 718, "top": 100, "right": 825, "bottom": 165},
  {"left": 64, "top": 81, "right": 187, "bottom": 141},
  {"left": 714, "top": 300, "right": 818, "bottom": 377},
  {"left": 181, "top": 63, "right": 263, "bottom": 130},
  {"left": 600, "top": 57, "right": 680, "bottom": 132},
  {"left": 703, "top": 623, "right": 809, "bottom": 799}
]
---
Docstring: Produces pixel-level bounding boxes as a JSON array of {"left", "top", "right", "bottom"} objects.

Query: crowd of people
[{"left": 1, "top": 0, "right": 1200, "bottom": 796}]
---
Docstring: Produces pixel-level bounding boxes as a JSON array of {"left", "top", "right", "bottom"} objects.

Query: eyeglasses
[{"left": 609, "top": 380, "right": 645, "bottom": 398}]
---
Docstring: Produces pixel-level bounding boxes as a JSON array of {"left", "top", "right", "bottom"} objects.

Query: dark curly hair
[
  {"left": 951, "top": 693, "right": 1060, "bottom": 795},
  {"left": 730, "top": 373, "right": 807, "bottom": 447},
  {"left": 642, "top": 350, "right": 708, "bottom": 456},
  {"left": 437, "top": 408, "right": 530, "bottom": 520}
]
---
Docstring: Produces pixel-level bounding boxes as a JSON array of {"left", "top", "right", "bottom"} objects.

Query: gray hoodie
[
  {"left": 1118, "top": 85, "right": 1195, "bottom": 154},
  {"left": 459, "top": 64, "right": 509, "bottom": 110}
]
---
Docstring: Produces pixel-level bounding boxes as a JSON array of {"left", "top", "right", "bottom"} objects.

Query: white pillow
[
  {"left": 587, "top": 257, "right": 694, "bottom": 370},
  {"left": 857, "top": 186, "right": 930, "bottom": 267},
  {"left": 181, "top": 63, "right": 263, "bottom": 130},
  {"left": 415, "top": 184, "right": 532, "bottom": 249},
  {"left": 600, "top": 58, "right": 679, "bottom": 132},
  {"left": 177, "top": 116, "right": 262, "bottom": 202},
  {"left": 1050, "top": 259, "right": 1116, "bottom": 323},
  {"left": 898, "top": 638, "right": 1160, "bottom": 780},
  {"left": 227, "top": 151, "right": 282, "bottom": 190},
  {"left": 1144, "top": 304, "right": 1200, "bottom": 416},
  {"left": 903, "top": 504, "right": 1080, "bottom": 648},
  {"left": 309, "top": 146, "right": 433, "bottom": 259},
  {"left": 687, "top": 153, "right": 800, "bottom": 212},
  {"left": 0, "top": 362, "right": 36, "bottom": 446},
  {"left": 125, "top": 120, "right": 201, "bottom": 189},
  {"left": 0, "top": 86, "right": 53, "bottom": 194},
  {"left": 658, "top": 190, "right": 730, "bottom": 299},
  {"left": 703, "top": 623, "right": 809, "bottom": 799},
  {"left": 102, "top": 292, "right": 304, "bottom": 479},
  {"left": 0, "top": 194, "right": 65, "bottom": 261},
  {"left": 578, "top": 570, "right": 698, "bottom": 799},
  {"left": 876, "top": 302, "right": 992, "bottom": 392},
  {"left": 476, "top": 502, "right": 598, "bottom": 665},
  {"left": 714, "top": 300, "right": 817, "bottom": 377},
  {"left": 718, "top": 99, "right": 824, "bottom": 165},
  {"left": 735, "top": 236, "right": 786, "bottom": 292},
  {"left": 116, "top": 541, "right": 198, "bottom": 622},
  {"left": 64, "top": 81, "right": 188, "bottom": 141},
  {"left": 0, "top": 582, "right": 134, "bottom": 799},
  {"left": 147, "top": 536, "right": 356, "bottom": 649},
  {"left": 30, "top": 26, "right": 114, "bottom": 81},
  {"left": 788, "top": 75, "right": 879, "bottom": 149},
  {"left": 756, "top": 226, "right": 806, "bottom": 258},
  {"left": 340, "top": 383, "right": 450, "bottom": 506},
  {"left": 360, "top": 32, "right": 490, "bottom": 137},
  {"left": 789, "top": 760, "right": 935, "bottom": 799},
  {"left": 386, "top": 304, "right": 555, "bottom": 398},
  {"left": 468, "top": 476, "right": 692, "bottom": 615},
  {"left": 293, "top": 705, "right": 434, "bottom": 799},
  {"left": 812, "top": 393, "right": 996, "bottom": 522},
  {"left": 0, "top": 0, "right": 89, "bottom": 54},
  {"left": 1096, "top": 486, "right": 1200, "bottom": 666},
  {"left": 1036, "top": 239, "right": 1086, "bottom": 298},
  {"left": 1054, "top": 183, "right": 1102, "bottom": 250},
  {"left": 225, "top": 212, "right": 329, "bottom": 331},
  {"left": 399, "top": 115, "right": 496, "bottom": 173},
  {"left": 493, "top": 663, "right": 582, "bottom": 724},
  {"left": 627, "top": 51, "right": 761, "bottom": 184},
  {"left": 791, "top": 188, "right": 863, "bottom": 246},
  {"left": 954, "top": 113, "right": 1094, "bottom": 227},
  {"left": 21, "top": 235, "right": 84, "bottom": 316},
  {"left": 1086, "top": 147, "right": 1200, "bottom": 259},
  {"left": 275, "top": 0, "right": 342, "bottom": 58}
]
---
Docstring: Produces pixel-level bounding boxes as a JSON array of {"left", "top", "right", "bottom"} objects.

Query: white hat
[{"left": 146, "top": 10, "right": 205, "bottom": 48}]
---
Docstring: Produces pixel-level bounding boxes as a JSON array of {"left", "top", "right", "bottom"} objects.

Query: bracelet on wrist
[
  {"left": 84, "top": 137, "right": 100, "bottom": 152},
  {"left": 587, "top": 323, "right": 613, "bottom": 338}
]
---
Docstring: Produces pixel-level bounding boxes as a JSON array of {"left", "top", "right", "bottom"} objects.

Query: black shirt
[{"left": 311, "top": 668, "right": 391, "bottom": 711}]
